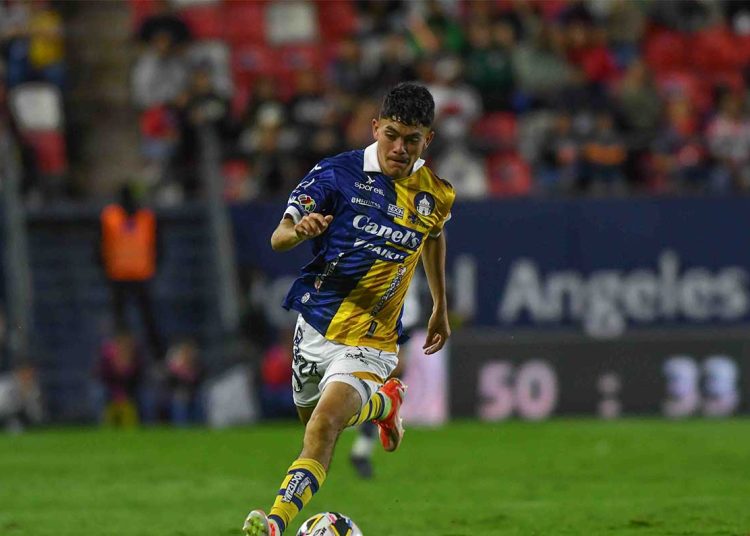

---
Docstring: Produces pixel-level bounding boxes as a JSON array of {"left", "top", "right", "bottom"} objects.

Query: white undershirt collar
[{"left": 363, "top": 142, "right": 425, "bottom": 175}]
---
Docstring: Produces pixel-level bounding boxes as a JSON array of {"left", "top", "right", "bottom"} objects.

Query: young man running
[{"left": 243, "top": 82, "right": 455, "bottom": 536}]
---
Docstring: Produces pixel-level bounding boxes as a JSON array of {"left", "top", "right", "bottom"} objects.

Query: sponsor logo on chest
[{"left": 387, "top": 204, "right": 404, "bottom": 218}]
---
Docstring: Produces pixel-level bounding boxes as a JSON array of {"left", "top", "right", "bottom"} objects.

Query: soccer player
[{"left": 243, "top": 82, "right": 455, "bottom": 536}]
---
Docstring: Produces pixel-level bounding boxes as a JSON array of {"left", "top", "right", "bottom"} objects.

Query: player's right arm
[
  {"left": 271, "top": 213, "right": 333, "bottom": 252},
  {"left": 270, "top": 161, "right": 337, "bottom": 252}
]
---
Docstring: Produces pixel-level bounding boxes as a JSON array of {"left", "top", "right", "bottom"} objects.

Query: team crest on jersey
[
  {"left": 414, "top": 192, "right": 435, "bottom": 216},
  {"left": 297, "top": 194, "right": 316, "bottom": 213}
]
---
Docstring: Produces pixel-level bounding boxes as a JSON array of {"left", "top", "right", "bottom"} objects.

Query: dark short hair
[{"left": 380, "top": 82, "right": 435, "bottom": 128}]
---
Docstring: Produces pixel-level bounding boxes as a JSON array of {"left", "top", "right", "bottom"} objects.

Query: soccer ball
[{"left": 296, "top": 512, "right": 363, "bottom": 536}]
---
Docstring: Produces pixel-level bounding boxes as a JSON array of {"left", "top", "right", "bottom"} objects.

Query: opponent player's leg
[{"left": 245, "top": 381, "right": 361, "bottom": 535}]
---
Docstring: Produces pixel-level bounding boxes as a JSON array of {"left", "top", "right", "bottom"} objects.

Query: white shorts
[{"left": 291, "top": 315, "right": 399, "bottom": 409}]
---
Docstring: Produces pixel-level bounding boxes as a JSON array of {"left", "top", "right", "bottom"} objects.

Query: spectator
[
  {"left": 288, "top": 69, "right": 342, "bottom": 168},
  {"left": 407, "top": 0, "right": 464, "bottom": 56},
  {"left": 362, "top": 34, "right": 416, "bottom": 93},
  {"left": 95, "top": 330, "right": 143, "bottom": 427},
  {"left": 165, "top": 338, "right": 203, "bottom": 426},
  {"left": 564, "top": 17, "right": 619, "bottom": 89},
  {"left": 98, "top": 184, "right": 165, "bottom": 360},
  {"left": 4, "top": 0, "right": 65, "bottom": 89},
  {"left": 512, "top": 23, "right": 575, "bottom": 107},
  {"left": 427, "top": 54, "right": 483, "bottom": 143},
  {"left": 136, "top": 0, "right": 192, "bottom": 48},
  {"left": 0, "top": 361, "right": 43, "bottom": 433},
  {"left": 464, "top": 18, "right": 515, "bottom": 111},
  {"left": 616, "top": 60, "right": 661, "bottom": 146},
  {"left": 582, "top": 110, "right": 628, "bottom": 195},
  {"left": 328, "top": 36, "right": 367, "bottom": 97},
  {"left": 706, "top": 92, "right": 750, "bottom": 192},
  {"left": 433, "top": 142, "right": 487, "bottom": 199},
  {"left": 131, "top": 29, "right": 188, "bottom": 109},
  {"left": 171, "top": 64, "right": 232, "bottom": 197},
  {"left": 602, "top": 0, "right": 647, "bottom": 68},
  {"left": 538, "top": 111, "right": 581, "bottom": 195},
  {"left": 650, "top": 95, "right": 708, "bottom": 194}
]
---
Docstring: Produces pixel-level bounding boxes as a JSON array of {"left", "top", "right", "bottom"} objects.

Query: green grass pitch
[{"left": 1, "top": 420, "right": 749, "bottom": 535}]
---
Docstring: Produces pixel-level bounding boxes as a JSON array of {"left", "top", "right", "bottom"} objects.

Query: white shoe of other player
[{"left": 243, "top": 510, "right": 281, "bottom": 536}]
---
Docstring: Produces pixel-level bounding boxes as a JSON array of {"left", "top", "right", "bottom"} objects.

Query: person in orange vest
[{"left": 98, "top": 185, "right": 164, "bottom": 360}]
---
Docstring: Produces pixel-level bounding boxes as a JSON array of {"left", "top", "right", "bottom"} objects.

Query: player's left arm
[{"left": 421, "top": 232, "right": 450, "bottom": 355}]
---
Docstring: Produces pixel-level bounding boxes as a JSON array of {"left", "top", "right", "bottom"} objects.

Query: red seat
[
  {"left": 179, "top": 3, "right": 223, "bottom": 40},
  {"left": 130, "top": 0, "right": 157, "bottom": 30},
  {"left": 316, "top": 0, "right": 357, "bottom": 41},
  {"left": 486, "top": 152, "right": 532, "bottom": 197},
  {"left": 232, "top": 44, "right": 278, "bottom": 77},
  {"left": 277, "top": 45, "right": 323, "bottom": 73},
  {"left": 691, "top": 26, "right": 744, "bottom": 74},
  {"left": 23, "top": 130, "right": 67, "bottom": 175},
  {"left": 224, "top": 0, "right": 267, "bottom": 45},
  {"left": 473, "top": 113, "right": 517, "bottom": 150},
  {"left": 644, "top": 28, "right": 688, "bottom": 74}
]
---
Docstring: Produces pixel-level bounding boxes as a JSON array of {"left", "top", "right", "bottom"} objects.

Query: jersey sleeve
[
  {"left": 429, "top": 186, "right": 456, "bottom": 238},
  {"left": 283, "top": 161, "right": 337, "bottom": 224}
]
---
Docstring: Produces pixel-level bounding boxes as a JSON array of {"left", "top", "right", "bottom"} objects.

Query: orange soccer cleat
[{"left": 374, "top": 378, "right": 407, "bottom": 452}]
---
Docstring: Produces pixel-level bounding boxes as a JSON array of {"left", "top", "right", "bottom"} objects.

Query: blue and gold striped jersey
[{"left": 281, "top": 142, "right": 455, "bottom": 352}]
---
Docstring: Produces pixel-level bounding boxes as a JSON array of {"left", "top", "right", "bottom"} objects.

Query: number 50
[{"left": 478, "top": 360, "right": 558, "bottom": 421}]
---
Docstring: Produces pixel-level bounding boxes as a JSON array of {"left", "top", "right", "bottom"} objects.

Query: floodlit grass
[{"left": 1, "top": 420, "right": 749, "bottom": 535}]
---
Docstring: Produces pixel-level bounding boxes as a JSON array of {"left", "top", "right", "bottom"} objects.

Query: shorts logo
[
  {"left": 297, "top": 194, "right": 316, "bottom": 213},
  {"left": 414, "top": 192, "right": 435, "bottom": 216},
  {"left": 301, "top": 292, "right": 310, "bottom": 303},
  {"left": 387, "top": 204, "right": 404, "bottom": 218},
  {"left": 345, "top": 349, "right": 368, "bottom": 365}
]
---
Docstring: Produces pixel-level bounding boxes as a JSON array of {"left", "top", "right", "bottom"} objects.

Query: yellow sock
[
  {"left": 346, "top": 391, "right": 391, "bottom": 427},
  {"left": 268, "top": 458, "right": 326, "bottom": 533}
]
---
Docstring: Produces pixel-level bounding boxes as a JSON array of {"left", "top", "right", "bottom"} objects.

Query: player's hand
[
  {"left": 423, "top": 309, "right": 450, "bottom": 355},
  {"left": 295, "top": 213, "right": 333, "bottom": 240}
]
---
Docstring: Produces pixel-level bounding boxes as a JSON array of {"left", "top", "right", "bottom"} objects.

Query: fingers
[
  {"left": 423, "top": 332, "right": 444, "bottom": 355},
  {"left": 296, "top": 213, "right": 332, "bottom": 238}
]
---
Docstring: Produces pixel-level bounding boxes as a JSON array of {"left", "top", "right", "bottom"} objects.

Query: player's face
[{"left": 372, "top": 118, "right": 434, "bottom": 179}]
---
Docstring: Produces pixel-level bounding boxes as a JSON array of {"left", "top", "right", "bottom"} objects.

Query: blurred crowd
[
  {"left": 0, "top": 0, "right": 67, "bottom": 201},
  {"left": 3, "top": 1, "right": 750, "bottom": 202},
  {"left": 130, "top": 0, "right": 750, "bottom": 201}
]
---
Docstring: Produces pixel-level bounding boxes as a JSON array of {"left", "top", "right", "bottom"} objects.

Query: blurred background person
[
  {"left": 93, "top": 329, "right": 143, "bottom": 428},
  {"left": 98, "top": 183, "right": 164, "bottom": 361},
  {"left": 165, "top": 337, "right": 204, "bottom": 426},
  {"left": 0, "top": 361, "right": 43, "bottom": 433}
]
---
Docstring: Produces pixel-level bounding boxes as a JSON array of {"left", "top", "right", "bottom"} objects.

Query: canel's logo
[{"left": 353, "top": 215, "right": 422, "bottom": 249}]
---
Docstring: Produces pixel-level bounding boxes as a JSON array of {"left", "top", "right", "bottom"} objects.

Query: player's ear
[
  {"left": 424, "top": 130, "right": 435, "bottom": 148},
  {"left": 372, "top": 118, "right": 380, "bottom": 140}
]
